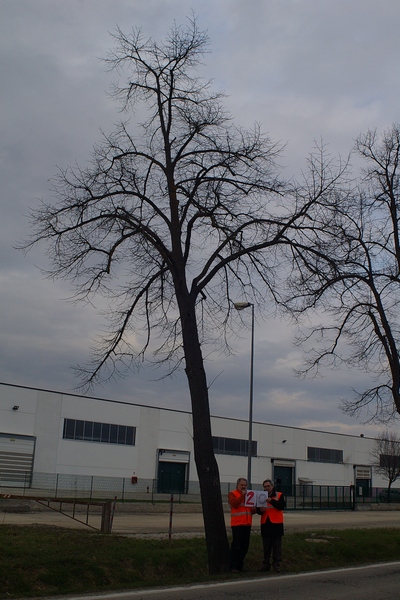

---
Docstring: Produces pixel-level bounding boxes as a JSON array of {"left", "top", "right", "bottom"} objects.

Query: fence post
[
  {"left": 101, "top": 501, "right": 112, "bottom": 533},
  {"left": 110, "top": 496, "right": 117, "bottom": 531},
  {"left": 168, "top": 493, "right": 174, "bottom": 540},
  {"left": 350, "top": 485, "right": 356, "bottom": 511}
]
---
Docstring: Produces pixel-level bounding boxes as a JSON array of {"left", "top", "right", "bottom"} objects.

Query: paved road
[{"left": 51, "top": 562, "right": 400, "bottom": 599}]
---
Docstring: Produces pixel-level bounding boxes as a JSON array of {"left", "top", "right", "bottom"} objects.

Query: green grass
[{"left": 1, "top": 525, "right": 400, "bottom": 598}]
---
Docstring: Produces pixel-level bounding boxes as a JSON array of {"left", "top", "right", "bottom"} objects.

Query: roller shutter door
[{"left": 0, "top": 433, "right": 35, "bottom": 487}]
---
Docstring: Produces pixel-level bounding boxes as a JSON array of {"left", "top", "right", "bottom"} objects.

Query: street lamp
[{"left": 234, "top": 301, "right": 255, "bottom": 489}]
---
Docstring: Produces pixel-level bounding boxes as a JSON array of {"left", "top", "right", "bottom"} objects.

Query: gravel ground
[{"left": 1, "top": 498, "right": 400, "bottom": 538}]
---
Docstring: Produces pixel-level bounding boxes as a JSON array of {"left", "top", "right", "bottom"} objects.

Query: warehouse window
[
  {"left": 307, "top": 447, "right": 343, "bottom": 464},
  {"left": 63, "top": 419, "right": 136, "bottom": 446},
  {"left": 380, "top": 454, "right": 400, "bottom": 469},
  {"left": 212, "top": 436, "right": 257, "bottom": 457}
]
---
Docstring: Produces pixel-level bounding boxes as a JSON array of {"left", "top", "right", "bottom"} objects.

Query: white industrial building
[{"left": 0, "top": 381, "right": 386, "bottom": 496}]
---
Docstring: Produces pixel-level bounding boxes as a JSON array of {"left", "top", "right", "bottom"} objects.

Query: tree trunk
[{"left": 180, "top": 298, "right": 230, "bottom": 573}]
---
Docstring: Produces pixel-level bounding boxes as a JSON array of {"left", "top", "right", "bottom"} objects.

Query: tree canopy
[{"left": 25, "top": 17, "right": 316, "bottom": 573}]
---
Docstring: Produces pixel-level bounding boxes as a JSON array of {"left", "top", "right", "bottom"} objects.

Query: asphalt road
[{"left": 50, "top": 562, "right": 400, "bottom": 599}]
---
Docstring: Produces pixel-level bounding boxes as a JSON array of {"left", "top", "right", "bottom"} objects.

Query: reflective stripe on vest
[{"left": 261, "top": 491, "right": 284, "bottom": 524}]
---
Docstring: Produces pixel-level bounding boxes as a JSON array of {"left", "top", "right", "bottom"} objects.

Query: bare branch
[{"left": 285, "top": 128, "right": 400, "bottom": 422}]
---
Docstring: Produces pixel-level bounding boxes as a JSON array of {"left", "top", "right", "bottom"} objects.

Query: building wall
[{"left": 0, "top": 382, "right": 388, "bottom": 488}]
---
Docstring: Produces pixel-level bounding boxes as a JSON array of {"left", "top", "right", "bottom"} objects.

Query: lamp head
[{"left": 234, "top": 302, "right": 252, "bottom": 311}]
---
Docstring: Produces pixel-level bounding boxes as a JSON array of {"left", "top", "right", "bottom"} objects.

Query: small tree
[
  {"left": 371, "top": 431, "right": 400, "bottom": 500},
  {"left": 23, "top": 18, "right": 342, "bottom": 572}
]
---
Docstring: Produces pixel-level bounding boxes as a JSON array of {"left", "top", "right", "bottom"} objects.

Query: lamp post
[{"left": 234, "top": 301, "right": 255, "bottom": 489}]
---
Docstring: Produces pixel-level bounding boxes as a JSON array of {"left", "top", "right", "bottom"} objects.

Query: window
[
  {"left": 212, "top": 436, "right": 257, "bottom": 457},
  {"left": 75, "top": 420, "right": 84, "bottom": 440},
  {"left": 101, "top": 423, "right": 110, "bottom": 443},
  {"left": 63, "top": 419, "right": 136, "bottom": 446},
  {"left": 307, "top": 447, "right": 343, "bottom": 464},
  {"left": 380, "top": 454, "right": 400, "bottom": 469},
  {"left": 84, "top": 421, "right": 93, "bottom": 440},
  {"left": 93, "top": 422, "right": 101, "bottom": 442}
]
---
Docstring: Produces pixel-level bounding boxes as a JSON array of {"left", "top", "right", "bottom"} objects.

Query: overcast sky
[{"left": 1, "top": 0, "right": 400, "bottom": 438}]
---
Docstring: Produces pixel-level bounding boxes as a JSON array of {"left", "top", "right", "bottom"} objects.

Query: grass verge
[{"left": 1, "top": 525, "right": 400, "bottom": 598}]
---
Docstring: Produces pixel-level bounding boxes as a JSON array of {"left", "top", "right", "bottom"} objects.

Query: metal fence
[
  {"left": 1, "top": 471, "right": 399, "bottom": 510},
  {"left": 0, "top": 471, "right": 202, "bottom": 502},
  {"left": 280, "top": 484, "right": 353, "bottom": 510}
]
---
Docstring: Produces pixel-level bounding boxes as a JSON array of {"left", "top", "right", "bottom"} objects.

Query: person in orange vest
[
  {"left": 257, "top": 478, "right": 285, "bottom": 572},
  {"left": 228, "top": 477, "right": 256, "bottom": 572}
]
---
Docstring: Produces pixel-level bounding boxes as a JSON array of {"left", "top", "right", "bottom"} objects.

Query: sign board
[{"left": 244, "top": 490, "right": 268, "bottom": 507}]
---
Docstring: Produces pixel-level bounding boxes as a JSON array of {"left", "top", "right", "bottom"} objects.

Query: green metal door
[
  {"left": 356, "top": 478, "right": 371, "bottom": 497},
  {"left": 157, "top": 462, "right": 186, "bottom": 493},
  {"left": 273, "top": 465, "right": 293, "bottom": 496}
]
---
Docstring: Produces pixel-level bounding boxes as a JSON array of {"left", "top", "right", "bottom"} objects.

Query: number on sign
[{"left": 245, "top": 490, "right": 256, "bottom": 506}]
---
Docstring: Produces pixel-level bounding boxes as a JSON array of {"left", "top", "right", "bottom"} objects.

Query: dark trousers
[
  {"left": 262, "top": 534, "right": 282, "bottom": 566},
  {"left": 229, "top": 525, "right": 251, "bottom": 571}
]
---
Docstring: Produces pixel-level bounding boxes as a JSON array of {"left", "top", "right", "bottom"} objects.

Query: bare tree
[
  {"left": 285, "top": 127, "right": 400, "bottom": 424},
  {"left": 23, "top": 18, "right": 339, "bottom": 572},
  {"left": 371, "top": 430, "right": 400, "bottom": 500}
]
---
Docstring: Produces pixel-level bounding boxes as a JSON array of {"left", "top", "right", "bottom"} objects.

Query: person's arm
[
  {"left": 269, "top": 493, "right": 285, "bottom": 510},
  {"left": 228, "top": 491, "right": 244, "bottom": 508}
]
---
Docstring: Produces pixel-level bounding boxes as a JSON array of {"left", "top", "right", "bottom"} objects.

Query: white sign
[{"left": 245, "top": 490, "right": 268, "bottom": 507}]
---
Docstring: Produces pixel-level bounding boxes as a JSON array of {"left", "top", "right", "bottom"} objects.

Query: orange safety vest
[
  {"left": 260, "top": 491, "right": 284, "bottom": 524},
  {"left": 229, "top": 489, "right": 253, "bottom": 526}
]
